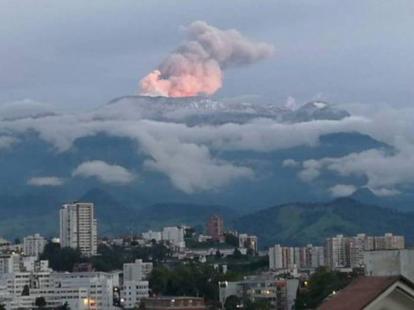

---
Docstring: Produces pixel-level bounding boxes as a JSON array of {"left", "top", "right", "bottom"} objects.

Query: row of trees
[
  {"left": 149, "top": 262, "right": 242, "bottom": 308},
  {"left": 40, "top": 241, "right": 171, "bottom": 272}
]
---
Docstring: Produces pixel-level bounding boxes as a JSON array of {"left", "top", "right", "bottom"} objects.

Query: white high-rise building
[
  {"left": 0, "top": 253, "right": 21, "bottom": 276},
  {"left": 161, "top": 226, "right": 185, "bottom": 248},
  {"left": 23, "top": 234, "right": 46, "bottom": 258},
  {"left": 121, "top": 260, "right": 151, "bottom": 309},
  {"left": 269, "top": 244, "right": 283, "bottom": 270},
  {"left": 59, "top": 203, "right": 97, "bottom": 256}
]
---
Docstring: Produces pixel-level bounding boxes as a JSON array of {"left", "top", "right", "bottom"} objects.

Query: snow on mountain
[{"left": 101, "top": 96, "right": 350, "bottom": 125}]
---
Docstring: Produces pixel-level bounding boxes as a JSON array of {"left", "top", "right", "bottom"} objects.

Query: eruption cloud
[{"left": 139, "top": 21, "right": 274, "bottom": 97}]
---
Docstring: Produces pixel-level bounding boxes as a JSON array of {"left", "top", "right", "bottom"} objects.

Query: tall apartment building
[
  {"left": 207, "top": 215, "right": 224, "bottom": 242},
  {"left": 325, "top": 235, "right": 351, "bottom": 269},
  {"left": 23, "top": 234, "right": 46, "bottom": 258},
  {"left": 374, "top": 233, "right": 405, "bottom": 250},
  {"left": 122, "top": 259, "right": 152, "bottom": 309},
  {"left": 59, "top": 203, "right": 97, "bottom": 257},
  {"left": 268, "top": 244, "right": 325, "bottom": 271},
  {"left": 326, "top": 233, "right": 405, "bottom": 269}
]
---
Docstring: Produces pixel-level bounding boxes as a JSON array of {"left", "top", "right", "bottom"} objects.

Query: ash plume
[{"left": 139, "top": 21, "right": 274, "bottom": 97}]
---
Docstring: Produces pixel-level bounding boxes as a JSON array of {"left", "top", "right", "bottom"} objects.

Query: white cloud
[
  {"left": 72, "top": 160, "right": 135, "bottom": 185},
  {"left": 282, "top": 158, "right": 299, "bottom": 168},
  {"left": 2, "top": 97, "right": 414, "bottom": 194},
  {"left": 0, "top": 136, "right": 18, "bottom": 150},
  {"left": 329, "top": 184, "right": 356, "bottom": 198},
  {"left": 299, "top": 146, "right": 414, "bottom": 196},
  {"left": 27, "top": 176, "right": 64, "bottom": 187}
]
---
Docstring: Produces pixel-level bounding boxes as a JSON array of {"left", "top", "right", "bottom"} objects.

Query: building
[
  {"left": 59, "top": 202, "right": 97, "bottom": 256},
  {"left": 121, "top": 259, "right": 152, "bottom": 309},
  {"left": 207, "top": 215, "right": 224, "bottom": 242},
  {"left": 0, "top": 267, "right": 117, "bottom": 310},
  {"left": 319, "top": 276, "right": 414, "bottom": 310},
  {"left": 140, "top": 297, "right": 206, "bottom": 310},
  {"left": 23, "top": 234, "right": 46, "bottom": 258},
  {"left": 142, "top": 230, "right": 162, "bottom": 242},
  {"left": 0, "top": 253, "right": 21, "bottom": 276},
  {"left": 374, "top": 233, "right": 405, "bottom": 250},
  {"left": 325, "top": 234, "right": 350, "bottom": 269},
  {"left": 268, "top": 244, "right": 325, "bottom": 272},
  {"left": 219, "top": 273, "right": 299, "bottom": 310},
  {"left": 123, "top": 259, "right": 152, "bottom": 282},
  {"left": 162, "top": 226, "right": 185, "bottom": 248},
  {"left": 325, "top": 233, "right": 405, "bottom": 270},
  {"left": 238, "top": 234, "right": 258, "bottom": 253},
  {"left": 364, "top": 249, "right": 414, "bottom": 283}
]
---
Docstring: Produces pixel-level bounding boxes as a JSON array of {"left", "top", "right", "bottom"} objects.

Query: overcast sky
[{"left": 1, "top": 0, "right": 413, "bottom": 110}]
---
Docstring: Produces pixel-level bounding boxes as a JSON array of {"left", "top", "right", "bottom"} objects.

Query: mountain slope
[{"left": 233, "top": 198, "right": 414, "bottom": 247}]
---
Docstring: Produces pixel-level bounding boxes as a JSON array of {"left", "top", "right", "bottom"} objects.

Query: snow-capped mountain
[{"left": 101, "top": 96, "right": 350, "bottom": 125}]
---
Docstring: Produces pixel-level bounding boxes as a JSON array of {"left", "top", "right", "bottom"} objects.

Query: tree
[
  {"left": 295, "top": 267, "right": 356, "bottom": 309},
  {"left": 35, "top": 297, "right": 47, "bottom": 308},
  {"left": 224, "top": 295, "right": 241, "bottom": 310},
  {"left": 40, "top": 242, "right": 82, "bottom": 271},
  {"left": 21, "top": 284, "right": 30, "bottom": 296},
  {"left": 0, "top": 304, "right": 6, "bottom": 310}
]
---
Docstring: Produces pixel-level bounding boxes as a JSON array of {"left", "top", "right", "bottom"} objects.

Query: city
[{"left": 1, "top": 202, "right": 413, "bottom": 309}]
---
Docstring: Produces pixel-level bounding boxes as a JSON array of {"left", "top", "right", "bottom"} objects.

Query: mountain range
[{"left": 0, "top": 96, "right": 412, "bottom": 239}]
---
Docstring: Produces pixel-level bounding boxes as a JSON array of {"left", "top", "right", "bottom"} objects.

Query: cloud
[
  {"left": 2, "top": 96, "right": 414, "bottom": 194},
  {"left": 299, "top": 146, "right": 414, "bottom": 196},
  {"left": 0, "top": 99, "right": 57, "bottom": 121},
  {"left": 0, "top": 136, "right": 18, "bottom": 150},
  {"left": 282, "top": 158, "right": 299, "bottom": 168},
  {"left": 142, "top": 138, "right": 254, "bottom": 193},
  {"left": 329, "top": 184, "right": 356, "bottom": 198},
  {"left": 27, "top": 176, "right": 64, "bottom": 187},
  {"left": 72, "top": 160, "right": 135, "bottom": 185}
]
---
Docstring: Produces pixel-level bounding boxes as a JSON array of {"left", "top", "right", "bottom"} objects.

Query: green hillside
[{"left": 233, "top": 198, "right": 414, "bottom": 247}]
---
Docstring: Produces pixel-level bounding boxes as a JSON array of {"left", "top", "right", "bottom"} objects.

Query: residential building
[
  {"left": 364, "top": 249, "right": 414, "bottom": 283},
  {"left": 0, "top": 254, "right": 20, "bottom": 276},
  {"left": 23, "top": 234, "right": 46, "bottom": 258},
  {"left": 140, "top": 297, "right": 206, "bottom": 310},
  {"left": 162, "top": 226, "right": 185, "bottom": 248},
  {"left": 319, "top": 276, "right": 414, "bottom": 310},
  {"left": 207, "top": 215, "right": 224, "bottom": 242},
  {"left": 374, "top": 233, "right": 405, "bottom": 250},
  {"left": 325, "top": 235, "right": 351, "bottom": 269},
  {"left": 123, "top": 259, "right": 153, "bottom": 282},
  {"left": 325, "top": 233, "right": 405, "bottom": 270},
  {"left": 268, "top": 244, "right": 325, "bottom": 271},
  {"left": 0, "top": 270, "right": 117, "bottom": 310},
  {"left": 219, "top": 273, "right": 299, "bottom": 310},
  {"left": 59, "top": 202, "right": 97, "bottom": 256},
  {"left": 121, "top": 259, "right": 152, "bottom": 309},
  {"left": 142, "top": 230, "right": 162, "bottom": 242},
  {"left": 238, "top": 234, "right": 258, "bottom": 253}
]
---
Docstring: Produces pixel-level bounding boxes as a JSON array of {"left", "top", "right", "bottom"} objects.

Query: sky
[{"left": 1, "top": 0, "right": 414, "bottom": 110}]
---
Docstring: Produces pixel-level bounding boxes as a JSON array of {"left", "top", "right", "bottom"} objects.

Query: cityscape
[
  {"left": 1, "top": 1, "right": 414, "bottom": 309},
  {"left": 1, "top": 202, "right": 413, "bottom": 309}
]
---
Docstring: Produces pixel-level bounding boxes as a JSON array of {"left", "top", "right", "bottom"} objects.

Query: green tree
[
  {"left": 21, "top": 284, "right": 30, "bottom": 296},
  {"left": 35, "top": 296, "right": 47, "bottom": 308},
  {"left": 40, "top": 242, "right": 82, "bottom": 271},
  {"left": 295, "top": 267, "right": 356, "bottom": 309},
  {"left": 224, "top": 295, "right": 241, "bottom": 310},
  {"left": 0, "top": 304, "right": 6, "bottom": 310}
]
